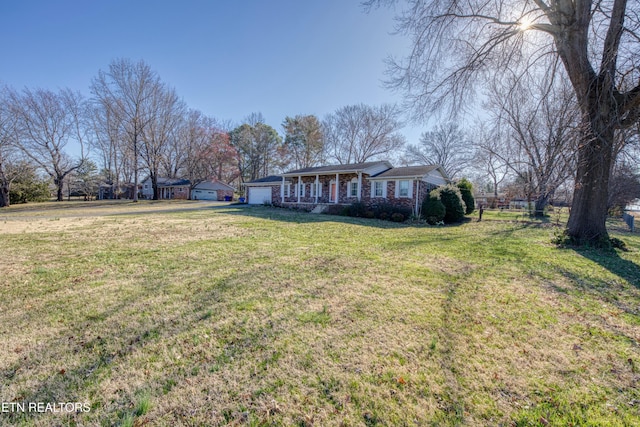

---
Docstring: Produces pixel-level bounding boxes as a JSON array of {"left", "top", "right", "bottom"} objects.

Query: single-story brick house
[
  {"left": 141, "top": 177, "right": 191, "bottom": 200},
  {"left": 191, "top": 180, "right": 235, "bottom": 201},
  {"left": 243, "top": 161, "right": 450, "bottom": 216}
]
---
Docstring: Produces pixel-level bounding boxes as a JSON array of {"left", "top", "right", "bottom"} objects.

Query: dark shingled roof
[
  {"left": 156, "top": 178, "right": 191, "bottom": 186},
  {"left": 372, "top": 165, "right": 440, "bottom": 178},
  {"left": 283, "top": 161, "right": 390, "bottom": 175},
  {"left": 246, "top": 175, "right": 283, "bottom": 184}
]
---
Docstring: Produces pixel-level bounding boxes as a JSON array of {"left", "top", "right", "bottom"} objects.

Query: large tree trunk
[
  {"left": 556, "top": 17, "right": 619, "bottom": 246},
  {"left": 133, "top": 134, "right": 139, "bottom": 202},
  {"left": 55, "top": 177, "right": 64, "bottom": 202},
  {"left": 151, "top": 174, "right": 159, "bottom": 200},
  {"left": 566, "top": 112, "right": 615, "bottom": 246},
  {"left": 0, "top": 165, "right": 9, "bottom": 207},
  {"left": 0, "top": 184, "right": 9, "bottom": 207},
  {"left": 534, "top": 195, "right": 550, "bottom": 218},
  {"left": 551, "top": 6, "right": 621, "bottom": 246}
]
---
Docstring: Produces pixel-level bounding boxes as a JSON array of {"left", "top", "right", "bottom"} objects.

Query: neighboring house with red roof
[{"left": 243, "top": 161, "right": 450, "bottom": 216}]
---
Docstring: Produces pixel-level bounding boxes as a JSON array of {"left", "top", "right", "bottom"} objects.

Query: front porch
[{"left": 276, "top": 173, "right": 366, "bottom": 206}]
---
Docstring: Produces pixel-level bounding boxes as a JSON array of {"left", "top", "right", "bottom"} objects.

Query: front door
[{"left": 330, "top": 182, "right": 336, "bottom": 202}]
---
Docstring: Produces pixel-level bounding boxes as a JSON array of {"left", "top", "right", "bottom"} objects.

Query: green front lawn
[{"left": 1, "top": 202, "right": 639, "bottom": 426}]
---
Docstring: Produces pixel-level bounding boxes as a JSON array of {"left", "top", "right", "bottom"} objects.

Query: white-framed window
[
  {"left": 350, "top": 178, "right": 358, "bottom": 197},
  {"left": 373, "top": 181, "right": 385, "bottom": 198},
  {"left": 311, "top": 181, "right": 321, "bottom": 197},
  {"left": 398, "top": 180, "right": 411, "bottom": 197},
  {"left": 298, "top": 182, "right": 305, "bottom": 197},
  {"left": 283, "top": 184, "right": 290, "bottom": 197}
]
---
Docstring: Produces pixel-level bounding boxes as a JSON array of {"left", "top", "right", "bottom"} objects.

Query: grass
[{"left": 0, "top": 201, "right": 639, "bottom": 426}]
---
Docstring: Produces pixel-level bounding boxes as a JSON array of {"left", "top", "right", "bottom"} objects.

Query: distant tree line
[
  {"left": 0, "top": 58, "right": 408, "bottom": 207},
  {"left": 6, "top": 56, "right": 633, "bottom": 217}
]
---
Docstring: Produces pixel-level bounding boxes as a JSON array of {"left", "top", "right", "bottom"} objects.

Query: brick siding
[{"left": 268, "top": 174, "right": 439, "bottom": 216}]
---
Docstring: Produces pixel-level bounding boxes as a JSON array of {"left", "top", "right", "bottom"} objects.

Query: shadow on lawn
[
  {"left": 573, "top": 247, "right": 640, "bottom": 289},
  {"left": 547, "top": 245, "right": 640, "bottom": 323}
]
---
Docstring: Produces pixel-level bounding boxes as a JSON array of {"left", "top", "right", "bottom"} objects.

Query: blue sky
[{"left": 1, "top": 1, "right": 428, "bottom": 149}]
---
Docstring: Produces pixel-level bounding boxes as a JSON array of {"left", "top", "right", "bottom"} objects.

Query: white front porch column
[
  {"left": 281, "top": 176, "right": 285, "bottom": 202},
  {"left": 315, "top": 174, "right": 319, "bottom": 204},
  {"left": 357, "top": 171, "right": 362, "bottom": 201},
  {"left": 415, "top": 180, "right": 420, "bottom": 216},
  {"left": 335, "top": 173, "right": 339, "bottom": 204},
  {"left": 297, "top": 176, "right": 302, "bottom": 203}
]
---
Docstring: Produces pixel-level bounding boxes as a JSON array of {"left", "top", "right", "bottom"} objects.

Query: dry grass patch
[{"left": 0, "top": 216, "right": 103, "bottom": 234}]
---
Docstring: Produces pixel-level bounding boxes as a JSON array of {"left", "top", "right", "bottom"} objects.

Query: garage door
[
  {"left": 192, "top": 189, "right": 217, "bottom": 200},
  {"left": 248, "top": 187, "right": 272, "bottom": 205}
]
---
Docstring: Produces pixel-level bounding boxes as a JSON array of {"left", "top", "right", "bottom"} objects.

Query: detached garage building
[
  {"left": 191, "top": 180, "right": 236, "bottom": 201},
  {"left": 243, "top": 175, "right": 286, "bottom": 205}
]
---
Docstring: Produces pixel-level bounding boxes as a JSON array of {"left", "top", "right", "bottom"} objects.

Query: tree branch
[{"left": 601, "top": 0, "right": 628, "bottom": 76}]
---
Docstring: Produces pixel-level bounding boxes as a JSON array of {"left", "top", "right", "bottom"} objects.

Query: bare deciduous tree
[
  {"left": 323, "top": 103, "right": 405, "bottom": 164},
  {"left": 204, "top": 128, "right": 239, "bottom": 185},
  {"left": 608, "top": 161, "right": 640, "bottom": 213},
  {"left": 139, "top": 85, "right": 184, "bottom": 200},
  {"left": 91, "top": 58, "right": 162, "bottom": 202},
  {"left": 170, "top": 109, "right": 238, "bottom": 189},
  {"left": 365, "top": 0, "right": 640, "bottom": 245},
  {"left": 90, "top": 98, "right": 130, "bottom": 198},
  {"left": 472, "top": 123, "right": 511, "bottom": 200},
  {"left": 0, "top": 85, "right": 20, "bottom": 207},
  {"left": 487, "top": 73, "right": 579, "bottom": 216},
  {"left": 10, "top": 87, "right": 87, "bottom": 202},
  {"left": 404, "top": 122, "right": 471, "bottom": 179}
]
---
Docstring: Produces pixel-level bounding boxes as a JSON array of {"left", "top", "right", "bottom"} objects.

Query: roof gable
[
  {"left": 142, "top": 177, "right": 191, "bottom": 187},
  {"left": 372, "top": 165, "right": 439, "bottom": 178},
  {"left": 193, "top": 180, "right": 235, "bottom": 191},
  {"left": 370, "top": 165, "right": 450, "bottom": 185}
]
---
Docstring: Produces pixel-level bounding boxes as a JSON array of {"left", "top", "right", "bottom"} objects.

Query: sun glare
[{"left": 518, "top": 16, "right": 533, "bottom": 31}]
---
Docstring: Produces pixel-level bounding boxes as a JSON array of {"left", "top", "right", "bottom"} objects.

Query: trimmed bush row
[
  {"left": 323, "top": 201, "right": 412, "bottom": 222},
  {"left": 323, "top": 181, "right": 475, "bottom": 225}
]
